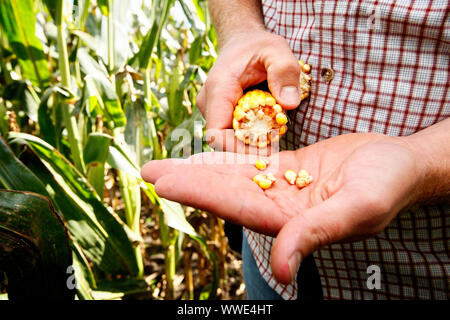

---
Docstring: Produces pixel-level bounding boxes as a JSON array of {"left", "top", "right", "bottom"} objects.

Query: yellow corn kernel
[
  {"left": 258, "top": 179, "right": 273, "bottom": 190},
  {"left": 275, "top": 113, "right": 288, "bottom": 125},
  {"left": 265, "top": 96, "right": 276, "bottom": 106},
  {"left": 233, "top": 118, "right": 240, "bottom": 130},
  {"left": 273, "top": 104, "right": 283, "bottom": 113},
  {"left": 295, "top": 169, "right": 313, "bottom": 188},
  {"left": 253, "top": 174, "right": 265, "bottom": 184},
  {"left": 284, "top": 170, "right": 297, "bottom": 185},
  {"left": 253, "top": 174, "right": 274, "bottom": 190},
  {"left": 302, "top": 63, "right": 311, "bottom": 73},
  {"left": 255, "top": 159, "right": 269, "bottom": 170},
  {"left": 233, "top": 109, "right": 246, "bottom": 121},
  {"left": 266, "top": 173, "right": 277, "bottom": 182},
  {"left": 298, "top": 169, "right": 310, "bottom": 179}
]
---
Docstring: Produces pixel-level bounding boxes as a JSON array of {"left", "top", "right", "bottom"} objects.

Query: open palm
[{"left": 141, "top": 132, "right": 421, "bottom": 283}]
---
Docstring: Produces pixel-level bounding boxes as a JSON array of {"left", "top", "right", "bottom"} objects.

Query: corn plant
[{"left": 0, "top": 0, "right": 225, "bottom": 300}]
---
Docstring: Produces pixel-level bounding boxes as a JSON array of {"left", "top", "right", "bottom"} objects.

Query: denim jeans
[{"left": 241, "top": 231, "right": 283, "bottom": 300}]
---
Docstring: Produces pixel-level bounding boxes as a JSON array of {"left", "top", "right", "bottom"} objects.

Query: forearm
[
  {"left": 208, "top": 0, "right": 265, "bottom": 48},
  {"left": 404, "top": 117, "right": 450, "bottom": 204}
]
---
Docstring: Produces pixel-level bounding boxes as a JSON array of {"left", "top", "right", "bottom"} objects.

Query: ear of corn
[{"left": 233, "top": 61, "right": 312, "bottom": 148}]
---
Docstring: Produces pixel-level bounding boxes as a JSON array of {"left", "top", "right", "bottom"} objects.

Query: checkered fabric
[{"left": 244, "top": 0, "right": 450, "bottom": 300}]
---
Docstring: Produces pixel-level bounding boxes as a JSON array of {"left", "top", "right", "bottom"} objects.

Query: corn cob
[{"left": 233, "top": 61, "right": 312, "bottom": 148}]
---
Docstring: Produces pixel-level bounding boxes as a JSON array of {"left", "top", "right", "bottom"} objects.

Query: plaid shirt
[{"left": 244, "top": 0, "right": 450, "bottom": 300}]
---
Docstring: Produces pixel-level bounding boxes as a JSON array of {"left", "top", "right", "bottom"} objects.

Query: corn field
[{"left": 0, "top": 0, "right": 244, "bottom": 300}]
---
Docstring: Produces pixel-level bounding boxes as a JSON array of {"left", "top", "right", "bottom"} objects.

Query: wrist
[
  {"left": 218, "top": 25, "right": 267, "bottom": 50},
  {"left": 401, "top": 127, "right": 450, "bottom": 205},
  {"left": 209, "top": 0, "right": 266, "bottom": 49}
]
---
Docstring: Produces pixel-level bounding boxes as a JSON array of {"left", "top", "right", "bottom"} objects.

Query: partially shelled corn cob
[{"left": 233, "top": 61, "right": 312, "bottom": 148}]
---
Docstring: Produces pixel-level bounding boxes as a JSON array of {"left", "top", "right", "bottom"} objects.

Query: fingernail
[
  {"left": 288, "top": 252, "right": 302, "bottom": 281},
  {"left": 280, "top": 86, "right": 300, "bottom": 106}
]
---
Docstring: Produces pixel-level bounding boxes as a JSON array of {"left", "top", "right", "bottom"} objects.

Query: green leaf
[
  {"left": 0, "top": 0, "right": 50, "bottom": 87},
  {"left": 159, "top": 198, "right": 198, "bottom": 237},
  {"left": 97, "top": 0, "right": 109, "bottom": 17},
  {"left": 8, "top": 132, "right": 142, "bottom": 277},
  {"left": 0, "top": 136, "right": 49, "bottom": 196},
  {"left": 1, "top": 80, "right": 40, "bottom": 122},
  {"left": 107, "top": 144, "right": 141, "bottom": 179},
  {"left": 83, "top": 132, "right": 112, "bottom": 197},
  {"left": 0, "top": 190, "right": 74, "bottom": 299},
  {"left": 37, "top": 86, "right": 73, "bottom": 149},
  {"left": 83, "top": 132, "right": 112, "bottom": 167},
  {"left": 138, "top": 0, "right": 174, "bottom": 69},
  {"left": 84, "top": 74, "right": 126, "bottom": 127},
  {"left": 42, "top": 0, "right": 59, "bottom": 21},
  {"left": 73, "top": 0, "right": 91, "bottom": 29}
]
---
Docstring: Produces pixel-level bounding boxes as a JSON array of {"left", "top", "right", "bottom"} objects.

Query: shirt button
[{"left": 321, "top": 67, "right": 334, "bottom": 83}]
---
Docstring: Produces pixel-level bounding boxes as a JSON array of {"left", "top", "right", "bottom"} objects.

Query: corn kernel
[
  {"left": 253, "top": 174, "right": 264, "bottom": 184},
  {"left": 265, "top": 96, "right": 276, "bottom": 106},
  {"left": 295, "top": 169, "right": 313, "bottom": 188},
  {"left": 233, "top": 118, "right": 240, "bottom": 130},
  {"left": 275, "top": 113, "right": 288, "bottom": 125},
  {"left": 266, "top": 173, "right": 277, "bottom": 182},
  {"left": 298, "top": 169, "right": 310, "bottom": 178},
  {"left": 255, "top": 159, "right": 269, "bottom": 170},
  {"left": 253, "top": 173, "right": 275, "bottom": 190},
  {"left": 258, "top": 179, "right": 273, "bottom": 190},
  {"left": 302, "top": 64, "right": 311, "bottom": 73},
  {"left": 284, "top": 170, "right": 297, "bottom": 185},
  {"left": 273, "top": 104, "right": 283, "bottom": 113},
  {"left": 233, "top": 109, "right": 246, "bottom": 121}
]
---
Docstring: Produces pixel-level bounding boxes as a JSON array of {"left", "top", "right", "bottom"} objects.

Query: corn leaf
[
  {"left": 84, "top": 74, "right": 126, "bottom": 127},
  {"left": 83, "top": 132, "right": 112, "bottom": 198},
  {"left": 8, "top": 132, "right": 141, "bottom": 277},
  {"left": 0, "top": 0, "right": 50, "bottom": 87},
  {"left": 0, "top": 190, "right": 74, "bottom": 299},
  {"left": 37, "top": 85, "right": 73, "bottom": 149},
  {"left": 138, "top": 0, "right": 174, "bottom": 69},
  {"left": 0, "top": 136, "right": 49, "bottom": 195}
]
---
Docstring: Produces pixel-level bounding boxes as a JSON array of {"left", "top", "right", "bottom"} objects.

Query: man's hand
[
  {"left": 197, "top": 29, "right": 302, "bottom": 152},
  {"left": 141, "top": 132, "right": 431, "bottom": 284}
]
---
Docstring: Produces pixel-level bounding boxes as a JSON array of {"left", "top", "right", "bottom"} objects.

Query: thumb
[
  {"left": 263, "top": 45, "right": 302, "bottom": 109},
  {"left": 270, "top": 191, "right": 355, "bottom": 284}
]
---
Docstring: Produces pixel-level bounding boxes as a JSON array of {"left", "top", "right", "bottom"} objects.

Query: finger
[
  {"left": 196, "top": 85, "right": 207, "bottom": 115},
  {"left": 270, "top": 190, "right": 355, "bottom": 284},
  {"left": 203, "top": 71, "right": 243, "bottom": 130},
  {"left": 262, "top": 38, "right": 302, "bottom": 109},
  {"left": 141, "top": 152, "right": 265, "bottom": 184},
  {"left": 154, "top": 168, "right": 287, "bottom": 235}
]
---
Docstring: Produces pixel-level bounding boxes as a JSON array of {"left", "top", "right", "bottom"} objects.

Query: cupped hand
[
  {"left": 197, "top": 30, "right": 302, "bottom": 153},
  {"left": 141, "top": 133, "right": 424, "bottom": 284}
]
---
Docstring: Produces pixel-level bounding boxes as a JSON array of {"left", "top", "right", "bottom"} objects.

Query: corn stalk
[
  {"left": 106, "top": 0, "right": 144, "bottom": 277},
  {"left": 55, "top": 0, "right": 85, "bottom": 173}
]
